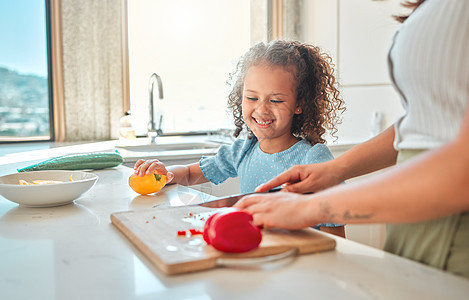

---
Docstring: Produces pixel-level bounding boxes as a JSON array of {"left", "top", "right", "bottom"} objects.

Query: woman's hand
[
  {"left": 234, "top": 192, "right": 318, "bottom": 230},
  {"left": 255, "top": 161, "right": 343, "bottom": 194},
  {"left": 256, "top": 127, "right": 398, "bottom": 194},
  {"left": 134, "top": 159, "right": 175, "bottom": 183}
]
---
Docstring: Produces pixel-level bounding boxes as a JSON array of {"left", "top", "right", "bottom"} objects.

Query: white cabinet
[
  {"left": 301, "top": 0, "right": 338, "bottom": 61},
  {"left": 302, "top": 0, "right": 407, "bottom": 144},
  {"left": 338, "top": 85, "right": 405, "bottom": 142},
  {"left": 339, "top": 0, "right": 403, "bottom": 85},
  {"left": 331, "top": 144, "right": 388, "bottom": 249}
]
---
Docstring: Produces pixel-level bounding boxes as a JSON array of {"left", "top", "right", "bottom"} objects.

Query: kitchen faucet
[{"left": 148, "top": 73, "right": 164, "bottom": 142}]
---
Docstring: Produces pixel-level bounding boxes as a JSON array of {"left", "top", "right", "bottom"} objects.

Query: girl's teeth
[{"left": 256, "top": 119, "right": 273, "bottom": 125}]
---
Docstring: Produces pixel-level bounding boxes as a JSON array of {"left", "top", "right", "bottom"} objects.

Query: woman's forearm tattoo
[
  {"left": 319, "top": 201, "right": 338, "bottom": 220},
  {"left": 343, "top": 210, "right": 374, "bottom": 220},
  {"left": 319, "top": 201, "right": 374, "bottom": 222}
]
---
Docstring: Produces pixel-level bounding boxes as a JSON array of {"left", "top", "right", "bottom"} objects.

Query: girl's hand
[
  {"left": 234, "top": 192, "right": 318, "bottom": 230},
  {"left": 255, "top": 161, "right": 343, "bottom": 194},
  {"left": 133, "top": 159, "right": 175, "bottom": 183}
]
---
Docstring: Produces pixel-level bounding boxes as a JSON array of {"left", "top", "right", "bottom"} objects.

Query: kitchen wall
[
  {"left": 301, "top": 0, "right": 408, "bottom": 145},
  {"left": 127, "top": 0, "right": 408, "bottom": 146}
]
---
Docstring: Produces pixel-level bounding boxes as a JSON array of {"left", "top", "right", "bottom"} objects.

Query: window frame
[
  {"left": 45, "top": 0, "right": 55, "bottom": 142},
  {"left": 49, "top": 0, "right": 66, "bottom": 142}
]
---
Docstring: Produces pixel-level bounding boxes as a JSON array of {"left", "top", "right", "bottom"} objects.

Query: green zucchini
[{"left": 17, "top": 151, "right": 124, "bottom": 172}]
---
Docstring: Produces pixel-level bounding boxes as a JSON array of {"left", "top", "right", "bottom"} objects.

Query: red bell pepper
[{"left": 203, "top": 209, "right": 262, "bottom": 253}]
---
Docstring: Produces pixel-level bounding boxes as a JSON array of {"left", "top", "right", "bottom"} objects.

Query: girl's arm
[
  {"left": 167, "top": 163, "right": 209, "bottom": 186},
  {"left": 134, "top": 160, "right": 209, "bottom": 186},
  {"left": 237, "top": 106, "right": 469, "bottom": 229},
  {"left": 257, "top": 126, "right": 398, "bottom": 194}
]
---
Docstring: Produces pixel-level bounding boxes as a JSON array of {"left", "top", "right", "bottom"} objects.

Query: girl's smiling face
[{"left": 242, "top": 63, "right": 302, "bottom": 153}]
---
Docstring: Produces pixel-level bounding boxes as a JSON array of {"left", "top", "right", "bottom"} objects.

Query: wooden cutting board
[{"left": 111, "top": 206, "right": 336, "bottom": 275}]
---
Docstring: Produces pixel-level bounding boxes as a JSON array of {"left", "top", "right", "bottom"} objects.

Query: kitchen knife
[{"left": 198, "top": 187, "right": 282, "bottom": 208}]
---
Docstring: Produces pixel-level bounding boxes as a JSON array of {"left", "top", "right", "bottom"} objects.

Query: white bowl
[{"left": 0, "top": 171, "right": 98, "bottom": 207}]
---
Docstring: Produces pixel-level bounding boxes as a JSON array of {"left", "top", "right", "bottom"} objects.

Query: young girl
[{"left": 134, "top": 40, "right": 346, "bottom": 236}]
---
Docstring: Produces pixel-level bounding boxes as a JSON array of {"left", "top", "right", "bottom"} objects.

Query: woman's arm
[
  {"left": 334, "top": 125, "right": 398, "bottom": 181},
  {"left": 317, "top": 120, "right": 469, "bottom": 225},
  {"left": 237, "top": 107, "right": 469, "bottom": 229},
  {"left": 256, "top": 126, "right": 398, "bottom": 194}
]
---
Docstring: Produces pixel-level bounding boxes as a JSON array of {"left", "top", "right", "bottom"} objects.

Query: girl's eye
[
  {"left": 270, "top": 99, "right": 284, "bottom": 104},
  {"left": 246, "top": 97, "right": 258, "bottom": 101}
]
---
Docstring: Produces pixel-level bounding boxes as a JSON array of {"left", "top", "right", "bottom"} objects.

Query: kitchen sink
[
  {"left": 116, "top": 142, "right": 220, "bottom": 152},
  {"left": 115, "top": 137, "right": 225, "bottom": 166}
]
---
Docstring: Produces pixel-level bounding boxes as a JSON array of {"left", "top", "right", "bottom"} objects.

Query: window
[
  {"left": 127, "top": 0, "right": 252, "bottom": 135},
  {"left": 0, "top": 0, "right": 53, "bottom": 142}
]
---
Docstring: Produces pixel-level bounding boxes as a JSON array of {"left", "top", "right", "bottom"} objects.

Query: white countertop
[
  {"left": 1, "top": 143, "right": 468, "bottom": 300},
  {"left": 0, "top": 136, "right": 358, "bottom": 165}
]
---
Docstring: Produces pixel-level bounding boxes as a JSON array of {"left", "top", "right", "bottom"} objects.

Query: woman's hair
[
  {"left": 227, "top": 40, "right": 345, "bottom": 145},
  {"left": 394, "top": 0, "right": 426, "bottom": 23}
]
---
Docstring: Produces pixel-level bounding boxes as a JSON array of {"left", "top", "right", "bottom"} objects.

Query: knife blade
[{"left": 198, "top": 187, "right": 282, "bottom": 208}]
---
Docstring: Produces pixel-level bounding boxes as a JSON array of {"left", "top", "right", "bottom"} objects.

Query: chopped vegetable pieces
[
  {"left": 189, "top": 229, "right": 203, "bottom": 235},
  {"left": 177, "top": 228, "right": 203, "bottom": 237}
]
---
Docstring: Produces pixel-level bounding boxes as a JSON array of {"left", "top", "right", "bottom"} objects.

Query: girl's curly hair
[{"left": 227, "top": 40, "right": 345, "bottom": 145}]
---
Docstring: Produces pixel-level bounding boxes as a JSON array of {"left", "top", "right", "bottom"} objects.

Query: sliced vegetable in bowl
[
  {"left": 19, "top": 174, "right": 74, "bottom": 185},
  {"left": 0, "top": 170, "right": 98, "bottom": 207}
]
